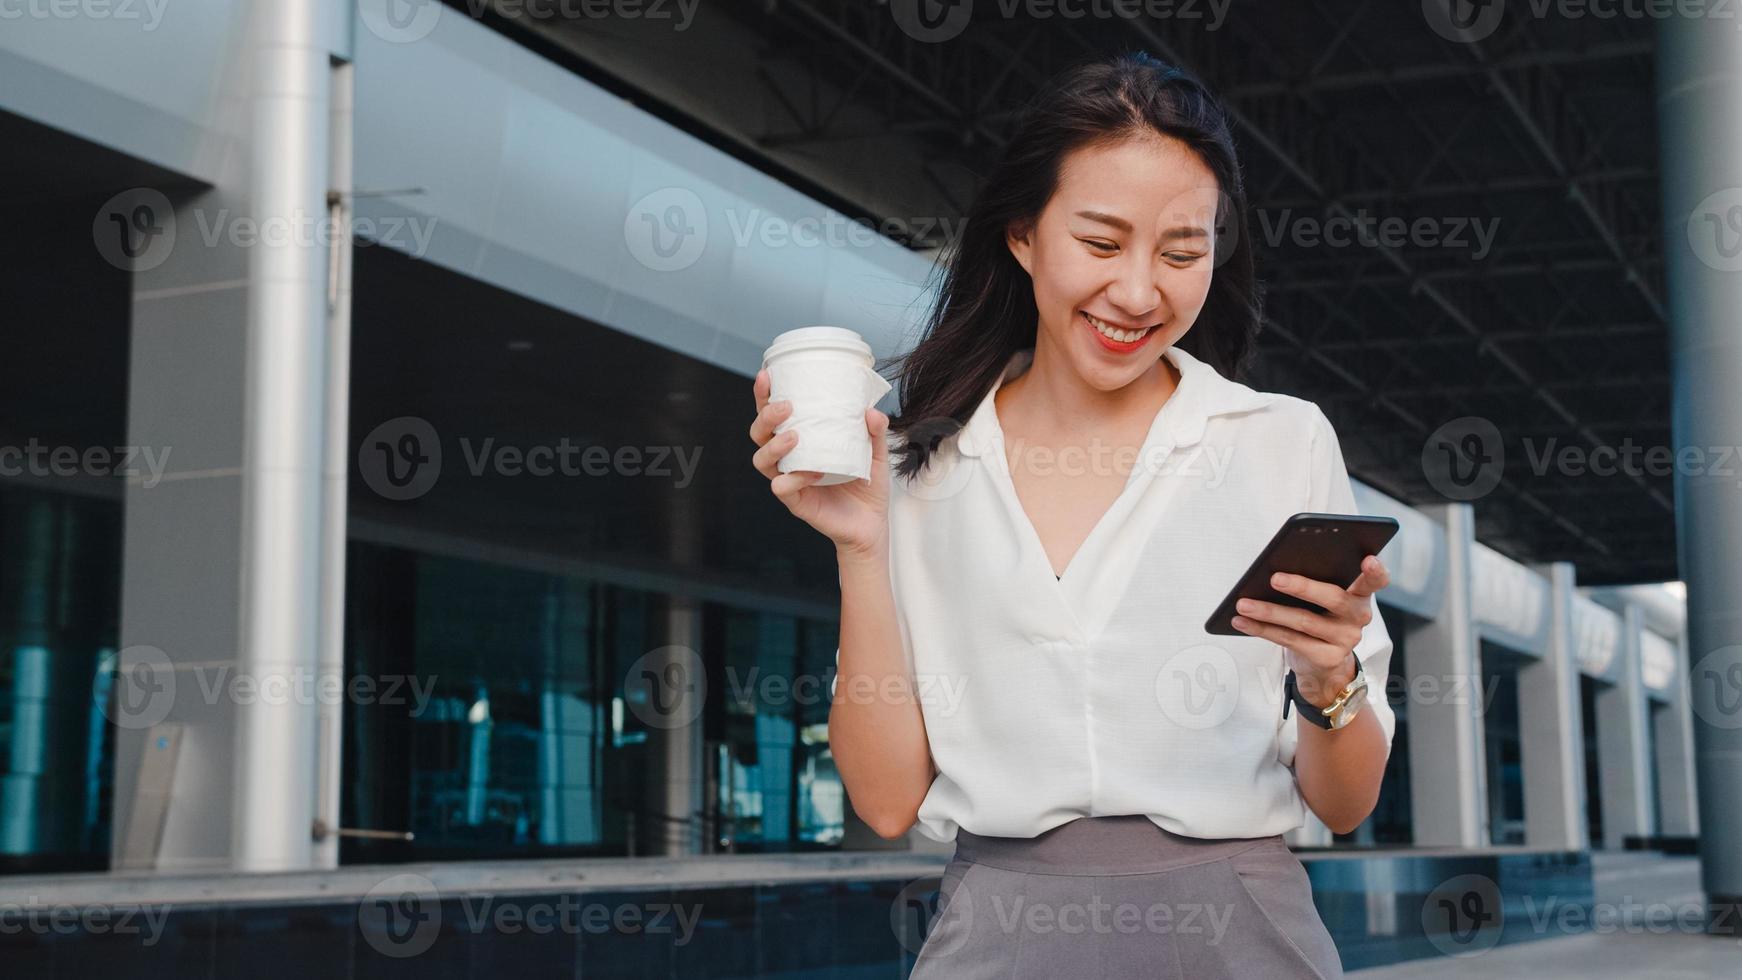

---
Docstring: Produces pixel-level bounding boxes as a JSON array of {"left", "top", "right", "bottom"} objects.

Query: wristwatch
[{"left": 1283, "top": 656, "right": 1368, "bottom": 730}]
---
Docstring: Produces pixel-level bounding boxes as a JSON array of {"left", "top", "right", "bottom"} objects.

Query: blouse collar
[{"left": 953, "top": 343, "right": 1277, "bottom": 459}]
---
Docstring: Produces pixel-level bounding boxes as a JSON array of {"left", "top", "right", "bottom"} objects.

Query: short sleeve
[{"left": 1278, "top": 405, "right": 1398, "bottom": 767}]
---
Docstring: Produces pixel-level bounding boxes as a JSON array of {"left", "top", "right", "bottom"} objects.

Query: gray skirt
[{"left": 908, "top": 814, "right": 1342, "bottom": 979}]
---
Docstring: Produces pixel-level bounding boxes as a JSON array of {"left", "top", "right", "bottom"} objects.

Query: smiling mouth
[{"left": 1082, "top": 310, "right": 1159, "bottom": 345}]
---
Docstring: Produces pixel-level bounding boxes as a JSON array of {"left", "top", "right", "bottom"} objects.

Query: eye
[
  {"left": 1165, "top": 251, "right": 1205, "bottom": 264},
  {"left": 1081, "top": 238, "right": 1118, "bottom": 254}
]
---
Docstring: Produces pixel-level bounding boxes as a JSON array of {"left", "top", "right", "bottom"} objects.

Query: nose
[{"left": 1106, "top": 253, "right": 1162, "bottom": 322}]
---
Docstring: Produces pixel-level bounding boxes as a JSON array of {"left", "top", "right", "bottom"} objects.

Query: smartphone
[{"left": 1203, "top": 512, "right": 1400, "bottom": 636}]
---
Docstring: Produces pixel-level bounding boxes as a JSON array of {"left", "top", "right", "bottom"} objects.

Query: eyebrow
[{"left": 1074, "top": 210, "right": 1210, "bottom": 242}]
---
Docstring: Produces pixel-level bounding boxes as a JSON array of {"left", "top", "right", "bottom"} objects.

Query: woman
[{"left": 748, "top": 52, "right": 1395, "bottom": 979}]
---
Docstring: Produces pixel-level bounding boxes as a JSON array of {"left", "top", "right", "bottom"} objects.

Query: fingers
[
  {"left": 769, "top": 468, "right": 824, "bottom": 504},
  {"left": 867, "top": 406, "right": 888, "bottom": 464},
  {"left": 1229, "top": 613, "right": 1349, "bottom": 669},
  {"left": 748, "top": 396, "right": 792, "bottom": 448},
  {"left": 1234, "top": 596, "right": 1363, "bottom": 653},
  {"left": 1346, "top": 555, "right": 1391, "bottom": 598},
  {"left": 1269, "top": 572, "right": 1345, "bottom": 613},
  {"left": 753, "top": 368, "right": 769, "bottom": 413},
  {"left": 752, "top": 427, "right": 798, "bottom": 480}
]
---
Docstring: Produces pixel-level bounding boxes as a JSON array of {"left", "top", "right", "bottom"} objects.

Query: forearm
[
  {"left": 1292, "top": 706, "right": 1387, "bottom": 835},
  {"left": 827, "top": 545, "right": 934, "bottom": 837}
]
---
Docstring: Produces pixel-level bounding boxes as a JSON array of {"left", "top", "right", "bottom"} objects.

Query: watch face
[{"left": 1329, "top": 676, "right": 1369, "bottom": 729}]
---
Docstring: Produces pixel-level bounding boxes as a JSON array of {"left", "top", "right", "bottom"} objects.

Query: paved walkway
[{"left": 1354, "top": 853, "right": 1742, "bottom": 978}]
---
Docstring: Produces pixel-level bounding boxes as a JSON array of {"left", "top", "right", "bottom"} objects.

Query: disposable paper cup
[{"left": 762, "top": 326, "right": 893, "bottom": 486}]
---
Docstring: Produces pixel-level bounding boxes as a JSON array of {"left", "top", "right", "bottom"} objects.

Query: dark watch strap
[{"left": 1282, "top": 670, "right": 1335, "bottom": 729}]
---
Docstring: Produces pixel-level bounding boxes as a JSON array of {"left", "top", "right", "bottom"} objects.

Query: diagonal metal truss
[{"left": 503, "top": 0, "right": 1677, "bottom": 582}]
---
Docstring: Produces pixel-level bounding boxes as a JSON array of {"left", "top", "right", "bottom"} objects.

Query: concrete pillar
[
  {"left": 1518, "top": 562, "right": 1588, "bottom": 850},
  {"left": 640, "top": 593, "right": 704, "bottom": 855},
  {"left": 228, "top": 0, "right": 336, "bottom": 874},
  {"left": 1405, "top": 504, "right": 1487, "bottom": 847},
  {"left": 1653, "top": 626, "right": 1701, "bottom": 838},
  {"left": 311, "top": 57, "right": 354, "bottom": 872},
  {"left": 1594, "top": 605, "right": 1653, "bottom": 850},
  {"left": 1658, "top": 10, "right": 1742, "bottom": 932},
  {"left": 109, "top": 3, "right": 338, "bottom": 872},
  {"left": 110, "top": 177, "right": 253, "bottom": 871}
]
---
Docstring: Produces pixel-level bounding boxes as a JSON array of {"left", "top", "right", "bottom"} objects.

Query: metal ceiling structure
[{"left": 467, "top": 0, "right": 1675, "bottom": 585}]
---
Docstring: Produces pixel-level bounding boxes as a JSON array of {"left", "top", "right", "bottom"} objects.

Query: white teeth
[{"left": 1084, "top": 312, "right": 1149, "bottom": 343}]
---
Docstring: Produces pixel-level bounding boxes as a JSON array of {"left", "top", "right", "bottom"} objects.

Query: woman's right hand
[{"left": 750, "top": 367, "right": 890, "bottom": 559}]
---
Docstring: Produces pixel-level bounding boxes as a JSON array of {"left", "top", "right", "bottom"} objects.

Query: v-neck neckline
[{"left": 983, "top": 350, "right": 1191, "bottom": 631}]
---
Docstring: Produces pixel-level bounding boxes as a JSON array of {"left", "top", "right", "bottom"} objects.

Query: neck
[{"left": 997, "top": 339, "right": 1182, "bottom": 443}]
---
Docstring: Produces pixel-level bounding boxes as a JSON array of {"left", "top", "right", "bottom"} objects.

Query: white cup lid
[{"left": 762, "top": 326, "right": 873, "bottom": 367}]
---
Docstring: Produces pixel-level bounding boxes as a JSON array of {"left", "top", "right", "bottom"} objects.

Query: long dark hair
[{"left": 884, "top": 51, "right": 1262, "bottom": 480}]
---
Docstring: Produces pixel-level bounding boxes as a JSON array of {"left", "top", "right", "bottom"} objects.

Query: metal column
[{"left": 1657, "top": 13, "right": 1742, "bottom": 933}]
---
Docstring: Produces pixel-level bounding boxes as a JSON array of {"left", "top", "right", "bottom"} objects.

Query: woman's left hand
[{"left": 1229, "top": 554, "right": 1390, "bottom": 707}]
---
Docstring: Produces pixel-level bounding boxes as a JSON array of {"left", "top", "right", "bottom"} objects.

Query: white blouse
[{"left": 834, "top": 342, "right": 1397, "bottom": 843}]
